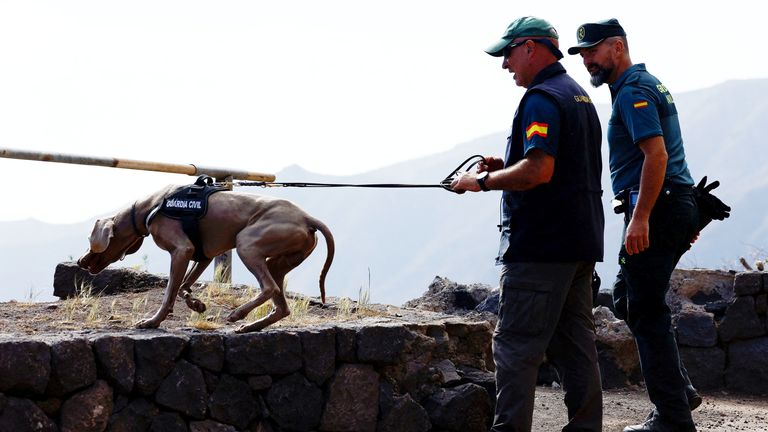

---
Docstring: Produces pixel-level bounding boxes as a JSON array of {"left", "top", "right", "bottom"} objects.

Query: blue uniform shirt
[
  {"left": 607, "top": 64, "right": 694, "bottom": 195},
  {"left": 518, "top": 93, "right": 561, "bottom": 158}
]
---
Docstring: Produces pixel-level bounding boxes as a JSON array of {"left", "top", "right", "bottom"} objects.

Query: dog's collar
[{"left": 131, "top": 202, "right": 149, "bottom": 238}]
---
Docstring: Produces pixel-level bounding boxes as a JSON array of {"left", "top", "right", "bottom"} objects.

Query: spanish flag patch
[
  {"left": 525, "top": 122, "right": 549, "bottom": 139},
  {"left": 633, "top": 100, "right": 649, "bottom": 109}
]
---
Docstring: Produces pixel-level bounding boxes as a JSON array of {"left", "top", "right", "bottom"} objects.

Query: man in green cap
[
  {"left": 569, "top": 18, "right": 699, "bottom": 432},
  {"left": 452, "top": 16, "right": 603, "bottom": 432}
]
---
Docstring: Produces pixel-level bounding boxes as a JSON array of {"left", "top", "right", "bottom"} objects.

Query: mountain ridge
[{"left": 1, "top": 79, "right": 765, "bottom": 303}]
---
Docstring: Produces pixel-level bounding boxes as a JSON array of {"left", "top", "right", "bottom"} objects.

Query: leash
[{"left": 218, "top": 155, "right": 487, "bottom": 193}]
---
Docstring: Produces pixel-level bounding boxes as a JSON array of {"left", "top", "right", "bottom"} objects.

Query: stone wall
[
  {"left": 411, "top": 271, "right": 768, "bottom": 396},
  {"left": 673, "top": 270, "right": 768, "bottom": 394},
  {"left": 0, "top": 320, "right": 495, "bottom": 432}
]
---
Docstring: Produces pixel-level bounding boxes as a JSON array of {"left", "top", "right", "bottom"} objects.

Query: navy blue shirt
[{"left": 608, "top": 64, "right": 694, "bottom": 195}]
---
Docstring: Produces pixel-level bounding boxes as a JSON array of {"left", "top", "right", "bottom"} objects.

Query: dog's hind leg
[
  {"left": 225, "top": 251, "right": 276, "bottom": 324},
  {"left": 231, "top": 252, "right": 307, "bottom": 333}
]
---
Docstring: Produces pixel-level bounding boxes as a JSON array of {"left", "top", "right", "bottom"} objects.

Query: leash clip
[{"left": 440, "top": 155, "right": 487, "bottom": 193}]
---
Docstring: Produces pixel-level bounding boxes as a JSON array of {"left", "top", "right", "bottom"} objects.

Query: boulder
[
  {"left": 0, "top": 396, "right": 57, "bottom": 432},
  {"left": 593, "top": 306, "right": 641, "bottom": 388},
  {"left": 335, "top": 326, "right": 358, "bottom": 363},
  {"left": 155, "top": 359, "right": 208, "bottom": 419},
  {"left": 189, "top": 420, "right": 238, "bottom": 432},
  {"left": 357, "top": 325, "right": 414, "bottom": 364},
  {"left": 433, "top": 359, "right": 461, "bottom": 386},
  {"left": 675, "top": 309, "right": 718, "bottom": 347},
  {"left": 92, "top": 335, "right": 135, "bottom": 394},
  {"left": 423, "top": 383, "right": 492, "bottom": 432},
  {"left": 719, "top": 296, "right": 766, "bottom": 342},
  {"left": 733, "top": 271, "right": 764, "bottom": 296},
  {"left": 53, "top": 261, "right": 167, "bottom": 299},
  {"left": 225, "top": 332, "right": 302, "bottom": 375},
  {"left": 60, "top": 380, "right": 113, "bottom": 432},
  {"left": 149, "top": 412, "right": 187, "bottom": 432},
  {"left": 320, "top": 364, "right": 379, "bottom": 432},
  {"left": 107, "top": 397, "right": 159, "bottom": 432},
  {"left": 405, "top": 276, "right": 493, "bottom": 314},
  {"left": 0, "top": 340, "right": 51, "bottom": 395},
  {"left": 667, "top": 269, "right": 735, "bottom": 315},
  {"left": 457, "top": 365, "right": 496, "bottom": 408},
  {"left": 188, "top": 334, "right": 225, "bottom": 372},
  {"left": 134, "top": 333, "right": 187, "bottom": 395},
  {"left": 725, "top": 337, "right": 768, "bottom": 394},
  {"left": 475, "top": 290, "right": 500, "bottom": 314},
  {"left": 756, "top": 294, "right": 767, "bottom": 315},
  {"left": 208, "top": 375, "right": 261, "bottom": 429},
  {"left": 679, "top": 347, "right": 726, "bottom": 390},
  {"left": 46, "top": 338, "right": 98, "bottom": 396},
  {"left": 300, "top": 327, "right": 337, "bottom": 384},
  {"left": 377, "top": 392, "right": 431, "bottom": 432},
  {"left": 595, "top": 289, "right": 615, "bottom": 311},
  {"left": 265, "top": 373, "right": 322, "bottom": 431},
  {"left": 247, "top": 375, "right": 272, "bottom": 392}
]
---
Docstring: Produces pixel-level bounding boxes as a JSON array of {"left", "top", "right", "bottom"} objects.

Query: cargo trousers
[
  {"left": 612, "top": 188, "right": 699, "bottom": 426},
  {"left": 492, "top": 261, "right": 602, "bottom": 432}
]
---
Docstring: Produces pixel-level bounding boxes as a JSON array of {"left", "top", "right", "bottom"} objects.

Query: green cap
[{"left": 485, "top": 16, "right": 560, "bottom": 57}]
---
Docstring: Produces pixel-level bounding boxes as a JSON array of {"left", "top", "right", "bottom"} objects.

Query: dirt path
[{"left": 533, "top": 386, "right": 768, "bottom": 431}]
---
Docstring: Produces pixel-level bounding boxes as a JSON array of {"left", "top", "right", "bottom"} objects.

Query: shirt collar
[
  {"left": 528, "top": 62, "right": 566, "bottom": 88},
  {"left": 609, "top": 63, "right": 646, "bottom": 98}
]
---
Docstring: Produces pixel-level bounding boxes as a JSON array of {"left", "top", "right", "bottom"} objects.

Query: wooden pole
[
  {"left": 214, "top": 175, "right": 234, "bottom": 284},
  {"left": 0, "top": 147, "right": 271, "bottom": 285},
  {"left": 0, "top": 147, "right": 276, "bottom": 182}
]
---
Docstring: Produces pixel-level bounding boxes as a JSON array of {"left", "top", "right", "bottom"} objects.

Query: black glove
[{"left": 693, "top": 176, "right": 731, "bottom": 231}]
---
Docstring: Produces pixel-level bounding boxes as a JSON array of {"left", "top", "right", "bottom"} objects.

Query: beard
[{"left": 589, "top": 65, "right": 613, "bottom": 87}]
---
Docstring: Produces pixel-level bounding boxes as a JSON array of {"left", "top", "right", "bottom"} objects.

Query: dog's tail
[{"left": 307, "top": 216, "right": 334, "bottom": 304}]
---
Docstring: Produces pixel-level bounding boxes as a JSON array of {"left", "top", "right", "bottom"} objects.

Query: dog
[{"left": 77, "top": 182, "right": 334, "bottom": 333}]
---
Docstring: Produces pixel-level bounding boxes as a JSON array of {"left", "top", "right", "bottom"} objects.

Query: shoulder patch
[
  {"left": 633, "top": 100, "right": 649, "bottom": 109},
  {"left": 526, "top": 122, "right": 549, "bottom": 139}
]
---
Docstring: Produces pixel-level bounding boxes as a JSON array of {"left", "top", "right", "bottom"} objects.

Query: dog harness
[{"left": 146, "top": 175, "right": 229, "bottom": 262}]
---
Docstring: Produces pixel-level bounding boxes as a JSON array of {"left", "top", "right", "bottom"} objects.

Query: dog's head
[{"left": 77, "top": 209, "right": 145, "bottom": 274}]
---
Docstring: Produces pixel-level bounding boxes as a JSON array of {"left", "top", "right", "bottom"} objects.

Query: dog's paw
[
  {"left": 135, "top": 319, "right": 161, "bottom": 329},
  {"left": 185, "top": 297, "right": 207, "bottom": 313},
  {"left": 226, "top": 310, "right": 247, "bottom": 323},
  {"left": 235, "top": 323, "right": 265, "bottom": 333}
]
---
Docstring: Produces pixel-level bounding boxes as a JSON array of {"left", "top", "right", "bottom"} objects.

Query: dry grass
[
  {"left": 3, "top": 274, "right": 392, "bottom": 335},
  {"left": 185, "top": 280, "right": 319, "bottom": 330}
]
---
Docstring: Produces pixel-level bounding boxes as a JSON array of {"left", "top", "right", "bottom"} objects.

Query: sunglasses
[{"left": 503, "top": 38, "right": 564, "bottom": 60}]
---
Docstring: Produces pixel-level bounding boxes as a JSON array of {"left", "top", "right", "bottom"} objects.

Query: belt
[{"left": 612, "top": 182, "right": 694, "bottom": 214}]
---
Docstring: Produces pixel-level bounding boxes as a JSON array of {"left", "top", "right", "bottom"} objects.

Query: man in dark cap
[
  {"left": 452, "top": 16, "right": 603, "bottom": 432},
  {"left": 569, "top": 18, "right": 700, "bottom": 432}
]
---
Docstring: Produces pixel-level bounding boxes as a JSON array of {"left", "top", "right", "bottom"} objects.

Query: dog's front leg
[
  {"left": 178, "top": 259, "right": 212, "bottom": 313},
  {"left": 136, "top": 253, "right": 191, "bottom": 329}
]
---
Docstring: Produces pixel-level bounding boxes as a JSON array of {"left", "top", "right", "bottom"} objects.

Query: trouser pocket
[{"left": 497, "top": 274, "right": 553, "bottom": 336}]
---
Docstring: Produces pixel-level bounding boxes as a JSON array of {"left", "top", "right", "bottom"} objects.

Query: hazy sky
[{"left": 1, "top": 0, "right": 764, "bottom": 223}]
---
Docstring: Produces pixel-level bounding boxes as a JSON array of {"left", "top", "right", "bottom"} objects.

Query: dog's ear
[
  {"left": 125, "top": 237, "right": 144, "bottom": 255},
  {"left": 89, "top": 218, "right": 115, "bottom": 253}
]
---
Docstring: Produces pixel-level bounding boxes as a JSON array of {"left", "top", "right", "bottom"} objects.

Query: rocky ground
[
  {"left": 533, "top": 386, "right": 768, "bottom": 432},
  {"left": 2, "top": 282, "right": 766, "bottom": 431}
]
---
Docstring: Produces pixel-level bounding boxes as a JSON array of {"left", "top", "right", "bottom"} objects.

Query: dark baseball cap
[
  {"left": 485, "top": 16, "right": 560, "bottom": 57},
  {"left": 567, "top": 18, "right": 626, "bottom": 55}
]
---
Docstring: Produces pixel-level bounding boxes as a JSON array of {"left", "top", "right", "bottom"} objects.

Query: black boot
[
  {"left": 624, "top": 413, "right": 696, "bottom": 432},
  {"left": 686, "top": 385, "right": 702, "bottom": 411}
]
